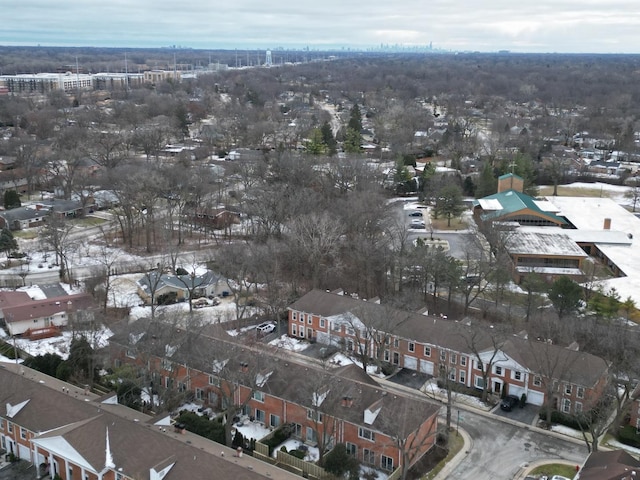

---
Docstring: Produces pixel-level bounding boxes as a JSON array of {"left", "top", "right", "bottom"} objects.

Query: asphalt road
[{"left": 450, "top": 408, "right": 588, "bottom": 479}]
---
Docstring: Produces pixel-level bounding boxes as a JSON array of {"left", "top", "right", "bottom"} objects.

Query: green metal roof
[{"left": 475, "top": 189, "right": 567, "bottom": 224}]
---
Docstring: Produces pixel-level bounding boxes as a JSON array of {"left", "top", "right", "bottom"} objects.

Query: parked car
[
  {"left": 408, "top": 211, "right": 423, "bottom": 217},
  {"left": 550, "top": 476, "right": 571, "bottom": 480},
  {"left": 500, "top": 394, "right": 520, "bottom": 411},
  {"left": 409, "top": 219, "right": 426, "bottom": 229},
  {"left": 256, "top": 322, "right": 276, "bottom": 335}
]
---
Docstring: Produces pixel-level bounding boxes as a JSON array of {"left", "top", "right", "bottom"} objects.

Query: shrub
[
  {"left": 175, "top": 411, "right": 225, "bottom": 444},
  {"left": 617, "top": 425, "right": 640, "bottom": 448}
]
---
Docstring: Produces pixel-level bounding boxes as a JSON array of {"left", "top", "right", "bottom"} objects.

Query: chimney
[
  {"left": 341, "top": 396, "right": 353, "bottom": 408},
  {"left": 604, "top": 218, "right": 611, "bottom": 230}
]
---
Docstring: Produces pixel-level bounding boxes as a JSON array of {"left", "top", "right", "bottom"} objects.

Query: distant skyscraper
[{"left": 265, "top": 50, "right": 272, "bottom": 67}]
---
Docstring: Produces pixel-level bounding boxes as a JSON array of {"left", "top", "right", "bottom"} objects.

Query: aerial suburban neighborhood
[{"left": 2, "top": 45, "right": 640, "bottom": 480}]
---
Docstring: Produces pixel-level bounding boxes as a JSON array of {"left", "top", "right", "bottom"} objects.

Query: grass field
[{"left": 538, "top": 185, "right": 620, "bottom": 198}]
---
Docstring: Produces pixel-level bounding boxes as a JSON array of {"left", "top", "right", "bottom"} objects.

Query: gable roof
[
  {"left": 137, "top": 270, "right": 226, "bottom": 293},
  {"left": 1, "top": 292, "right": 95, "bottom": 323},
  {"left": 290, "top": 290, "right": 609, "bottom": 387},
  {"left": 474, "top": 189, "right": 567, "bottom": 225},
  {"left": 0, "top": 367, "right": 288, "bottom": 480},
  {"left": 578, "top": 449, "right": 640, "bottom": 480}
]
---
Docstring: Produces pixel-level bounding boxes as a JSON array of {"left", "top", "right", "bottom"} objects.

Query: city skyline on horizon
[{"left": 3, "top": 1, "right": 640, "bottom": 55}]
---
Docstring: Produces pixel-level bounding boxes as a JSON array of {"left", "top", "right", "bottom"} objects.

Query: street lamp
[{"left": 456, "top": 409, "right": 460, "bottom": 436}]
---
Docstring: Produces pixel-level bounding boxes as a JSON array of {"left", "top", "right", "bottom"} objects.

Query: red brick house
[
  {"left": 108, "top": 322, "right": 440, "bottom": 475},
  {"left": 288, "top": 289, "right": 609, "bottom": 414},
  {"left": 0, "top": 365, "right": 280, "bottom": 480}
]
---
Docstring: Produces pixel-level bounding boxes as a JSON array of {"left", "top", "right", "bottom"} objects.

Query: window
[
  {"left": 440, "top": 351, "right": 446, "bottom": 362},
  {"left": 564, "top": 384, "right": 572, "bottom": 395},
  {"left": 562, "top": 399, "right": 571, "bottom": 413},
  {"left": 577, "top": 387, "right": 585, "bottom": 399},
  {"left": 514, "top": 371, "right": 522, "bottom": 381},
  {"left": 476, "top": 360, "right": 483, "bottom": 371},
  {"left": 307, "top": 409, "right": 323, "bottom": 422},
  {"left": 449, "top": 369, "right": 456, "bottom": 381},
  {"left": 20, "top": 427, "right": 27, "bottom": 440},
  {"left": 363, "top": 448, "right": 375, "bottom": 465},
  {"left": 308, "top": 316, "right": 312, "bottom": 325},
  {"left": 393, "top": 338, "right": 399, "bottom": 348},
  {"left": 424, "top": 346, "right": 431, "bottom": 357},
  {"left": 474, "top": 376, "right": 485, "bottom": 389},
  {"left": 255, "top": 409, "right": 265, "bottom": 423},
  {"left": 306, "top": 427, "right": 317, "bottom": 443},
  {"left": 300, "top": 314, "right": 305, "bottom": 323},
  {"left": 495, "top": 366, "right": 502, "bottom": 375},
  {"left": 533, "top": 376, "right": 542, "bottom": 387},
  {"left": 460, "top": 356, "right": 466, "bottom": 367},
  {"left": 450, "top": 353, "right": 457, "bottom": 364},
  {"left": 292, "top": 324, "right": 297, "bottom": 336},
  {"left": 270, "top": 414, "right": 280, "bottom": 428},
  {"left": 346, "top": 442, "right": 357, "bottom": 456},
  {"left": 208, "top": 375, "right": 219, "bottom": 386},
  {"left": 252, "top": 391, "right": 265, "bottom": 402},
  {"left": 358, "top": 427, "right": 375, "bottom": 442},
  {"left": 384, "top": 350, "right": 390, "bottom": 362},
  {"left": 292, "top": 312, "right": 297, "bottom": 320},
  {"left": 7, "top": 422, "right": 12, "bottom": 433},
  {"left": 195, "top": 388, "right": 204, "bottom": 400},
  {"left": 575, "top": 402, "right": 583, "bottom": 413},
  {"left": 392, "top": 352, "right": 399, "bottom": 365},
  {"left": 299, "top": 326, "right": 305, "bottom": 338},
  {"left": 459, "top": 370, "right": 466, "bottom": 383},
  {"left": 408, "top": 342, "right": 415, "bottom": 353},
  {"left": 0, "top": 419, "right": 3, "bottom": 431},
  {"left": 381, "top": 455, "right": 394, "bottom": 471},
  {"left": 320, "top": 318, "right": 325, "bottom": 328},
  {"left": 126, "top": 349, "right": 136, "bottom": 359},
  {"left": 68, "top": 466, "right": 73, "bottom": 480},
  {"left": 161, "top": 359, "right": 173, "bottom": 371}
]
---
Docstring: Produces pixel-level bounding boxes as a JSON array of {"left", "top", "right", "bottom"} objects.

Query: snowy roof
[
  {"left": 505, "top": 232, "right": 588, "bottom": 257},
  {"left": 546, "top": 196, "right": 640, "bottom": 302}
]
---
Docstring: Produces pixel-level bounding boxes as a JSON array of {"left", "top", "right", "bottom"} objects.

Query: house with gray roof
[
  {"left": 0, "top": 365, "right": 291, "bottom": 480},
  {"left": 137, "top": 270, "right": 230, "bottom": 304},
  {"left": 288, "top": 289, "right": 609, "bottom": 413},
  {"left": 0, "top": 206, "right": 48, "bottom": 230}
]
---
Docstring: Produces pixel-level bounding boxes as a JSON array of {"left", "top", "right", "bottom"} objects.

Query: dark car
[
  {"left": 500, "top": 394, "right": 520, "bottom": 411},
  {"left": 408, "top": 211, "right": 423, "bottom": 217}
]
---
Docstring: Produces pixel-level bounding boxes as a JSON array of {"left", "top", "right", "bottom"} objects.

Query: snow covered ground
[
  {"left": 10, "top": 327, "right": 113, "bottom": 360},
  {"left": 272, "top": 438, "right": 320, "bottom": 463}
]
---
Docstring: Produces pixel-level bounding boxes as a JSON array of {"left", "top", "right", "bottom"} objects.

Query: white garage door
[
  {"left": 404, "top": 355, "right": 418, "bottom": 370},
  {"left": 526, "top": 390, "right": 545, "bottom": 406},
  {"left": 18, "top": 443, "right": 31, "bottom": 461},
  {"left": 508, "top": 385, "right": 526, "bottom": 399},
  {"left": 419, "top": 359, "right": 434, "bottom": 375}
]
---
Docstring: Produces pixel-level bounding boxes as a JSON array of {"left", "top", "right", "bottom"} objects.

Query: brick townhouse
[
  {"left": 288, "top": 289, "right": 609, "bottom": 414},
  {"left": 0, "top": 365, "right": 280, "bottom": 480},
  {"left": 108, "top": 321, "right": 440, "bottom": 474}
]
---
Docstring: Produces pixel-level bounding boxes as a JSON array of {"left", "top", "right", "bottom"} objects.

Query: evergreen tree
[
  {"left": 3, "top": 190, "right": 21, "bottom": 210},
  {"left": 435, "top": 185, "right": 465, "bottom": 226},
  {"left": 548, "top": 276, "right": 583, "bottom": 319},
  {"left": 475, "top": 162, "right": 497, "bottom": 198},
  {"left": 305, "top": 128, "right": 326, "bottom": 155},
  {"left": 0, "top": 228, "right": 18, "bottom": 259},
  {"left": 343, "top": 127, "right": 362, "bottom": 153},
  {"left": 347, "top": 104, "right": 362, "bottom": 133},
  {"left": 320, "top": 121, "right": 337, "bottom": 156}
]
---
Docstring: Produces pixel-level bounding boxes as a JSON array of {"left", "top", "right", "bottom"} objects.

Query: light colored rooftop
[{"left": 546, "top": 196, "right": 640, "bottom": 302}]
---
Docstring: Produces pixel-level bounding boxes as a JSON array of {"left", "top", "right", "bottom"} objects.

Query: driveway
[
  {"left": 494, "top": 402, "right": 540, "bottom": 426},
  {"left": 0, "top": 460, "right": 36, "bottom": 480}
]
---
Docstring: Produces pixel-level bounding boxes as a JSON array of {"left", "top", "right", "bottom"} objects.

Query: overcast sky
[{"left": 3, "top": 0, "right": 640, "bottom": 53}]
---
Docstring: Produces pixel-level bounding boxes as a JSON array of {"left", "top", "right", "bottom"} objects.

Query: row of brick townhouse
[
  {"left": 108, "top": 320, "right": 440, "bottom": 475},
  {"left": 288, "top": 289, "right": 610, "bottom": 414},
  {"left": 0, "top": 364, "right": 282, "bottom": 480}
]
